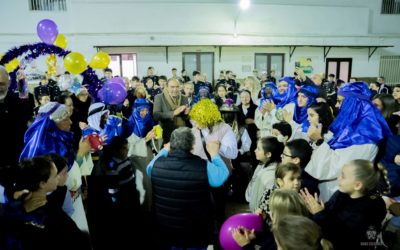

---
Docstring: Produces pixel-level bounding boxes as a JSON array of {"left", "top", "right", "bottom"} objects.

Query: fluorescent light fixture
[{"left": 239, "top": 0, "right": 250, "bottom": 10}]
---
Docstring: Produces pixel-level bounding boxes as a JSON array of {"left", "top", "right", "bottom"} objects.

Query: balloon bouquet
[{"left": 35, "top": 19, "right": 127, "bottom": 152}]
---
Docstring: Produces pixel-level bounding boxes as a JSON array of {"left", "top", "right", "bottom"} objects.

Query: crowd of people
[{"left": 0, "top": 64, "right": 400, "bottom": 250}]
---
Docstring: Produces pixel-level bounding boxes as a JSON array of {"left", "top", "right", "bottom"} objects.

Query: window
[
  {"left": 29, "top": 0, "right": 67, "bottom": 11},
  {"left": 182, "top": 52, "right": 214, "bottom": 83},
  {"left": 380, "top": 56, "right": 400, "bottom": 85},
  {"left": 254, "top": 53, "right": 285, "bottom": 78},
  {"left": 381, "top": 0, "right": 400, "bottom": 14},
  {"left": 108, "top": 54, "right": 137, "bottom": 79},
  {"left": 325, "top": 58, "right": 352, "bottom": 83}
]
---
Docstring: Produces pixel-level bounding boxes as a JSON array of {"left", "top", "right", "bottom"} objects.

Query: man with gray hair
[
  {"left": 146, "top": 127, "right": 229, "bottom": 249},
  {"left": 153, "top": 78, "right": 189, "bottom": 143}
]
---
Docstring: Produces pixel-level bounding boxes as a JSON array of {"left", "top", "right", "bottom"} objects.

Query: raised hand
[
  {"left": 300, "top": 188, "right": 325, "bottom": 214},
  {"left": 232, "top": 226, "right": 255, "bottom": 247}
]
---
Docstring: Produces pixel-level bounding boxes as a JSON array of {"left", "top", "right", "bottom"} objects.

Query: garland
[{"left": 0, "top": 42, "right": 102, "bottom": 98}]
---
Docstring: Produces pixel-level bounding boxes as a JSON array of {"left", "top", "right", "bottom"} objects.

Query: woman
[
  {"left": 238, "top": 90, "right": 258, "bottom": 167},
  {"left": 306, "top": 82, "right": 392, "bottom": 201},
  {"left": 19, "top": 102, "right": 92, "bottom": 232},
  {"left": 372, "top": 94, "right": 400, "bottom": 134},
  {"left": 127, "top": 98, "right": 156, "bottom": 211}
]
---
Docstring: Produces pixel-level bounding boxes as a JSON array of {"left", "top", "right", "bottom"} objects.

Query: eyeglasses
[{"left": 281, "top": 152, "right": 295, "bottom": 158}]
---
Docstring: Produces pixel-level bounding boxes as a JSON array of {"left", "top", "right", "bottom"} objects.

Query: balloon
[
  {"left": 219, "top": 213, "right": 263, "bottom": 250},
  {"left": 98, "top": 81, "right": 127, "bottom": 105},
  {"left": 89, "top": 51, "right": 110, "bottom": 69},
  {"left": 63, "top": 52, "right": 87, "bottom": 74},
  {"left": 54, "top": 34, "right": 67, "bottom": 49},
  {"left": 37, "top": 19, "right": 59, "bottom": 44},
  {"left": 5, "top": 58, "right": 20, "bottom": 73},
  {"left": 0, "top": 53, "right": 3, "bottom": 61},
  {"left": 109, "top": 77, "right": 126, "bottom": 88}
]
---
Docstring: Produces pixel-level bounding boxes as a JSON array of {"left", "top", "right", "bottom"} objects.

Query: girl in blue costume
[
  {"left": 127, "top": 98, "right": 156, "bottom": 212},
  {"left": 129, "top": 98, "right": 155, "bottom": 138},
  {"left": 305, "top": 81, "right": 392, "bottom": 201},
  {"left": 255, "top": 77, "right": 297, "bottom": 138},
  {"left": 281, "top": 83, "right": 319, "bottom": 140},
  {"left": 19, "top": 102, "right": 92, "bottom": 232}
]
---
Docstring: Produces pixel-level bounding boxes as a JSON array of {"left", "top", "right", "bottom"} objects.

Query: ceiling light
[{"left": 239, "top": 0, "right": 250, "bottom": 10}]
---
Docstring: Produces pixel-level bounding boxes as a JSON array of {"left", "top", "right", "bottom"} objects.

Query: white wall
[
  {"left": 0, "top": 0, "right": 399, "bottom": 79},
  {"left": 101, "top": 45, "right": 381, "bottom": 80}
]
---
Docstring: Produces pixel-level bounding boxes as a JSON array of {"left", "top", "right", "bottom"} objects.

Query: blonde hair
[
  {"left": 134, "top": 86, "right": 148, "bottom": 99},
  {"left": 350, "top": 159, "right": 390, "bottom": 195},
  {"left": 243, "top": 76, "right": 261, "bottom": 95},
  {"left": 269, "top": 189, "right": 309, "bottom": 225},
  {"left": 273, "top": 215, "right": 333, "bottom": 250}
]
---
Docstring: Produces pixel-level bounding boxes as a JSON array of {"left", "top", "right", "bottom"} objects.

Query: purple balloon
[
  {"left": 219, "top": 213, "right": 263, "bottom": 250},
  {"left": 108, "top": 77, "right": 126, "bottom": 88},
  {"left": 37, "top": 19, "right": 58, "bottom": 44},
  {"left": 98, "top": 82, "right": 127, "bottom": 105}
]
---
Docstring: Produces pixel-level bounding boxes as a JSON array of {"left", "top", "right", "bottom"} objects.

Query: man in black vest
[{"left": 147, "top": 127, "right": 229, "bottom": 249}]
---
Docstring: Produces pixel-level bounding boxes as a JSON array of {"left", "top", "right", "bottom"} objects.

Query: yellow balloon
[
  {"left": 64, "top": 52, "right": 87, "bottom": 74},
  {"left": 89, "top": 51, "right": 110, "bottom": 69},
  {"left": 54, "top": 34, "right": 67, "bottom": 49},
  {"left": 5, "top": 58, "right": 20, "bottom": 73},
  {"left": 0, "top": 53, "right": 4, "bottom": 61}
]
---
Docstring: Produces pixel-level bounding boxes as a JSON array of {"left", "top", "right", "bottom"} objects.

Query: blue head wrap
[
  {"left": 328, "top": 82, "right": 392, "bottom": 149},
  {"left": 129, "top": 98, "right": 154, "bottom": 138},
  {"left": 193, "top": 86, "right": 212, "bottom": 104},
  {"left": 20, "top": 102, "right": 75, "bottom": 170},
  {"left": 293, "top": 84, "right": 319, "bottom": 132},
  {"left": 259, "top": 82, "right": 278, "bottom": 107},
  {"left": 275, "top": 77, "right": 297, "bottom": 109}
]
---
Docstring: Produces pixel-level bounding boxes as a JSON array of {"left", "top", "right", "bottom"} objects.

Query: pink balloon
[
  {"left": 98, "top": 81, "right": 127, "bottom": 105},
  {"left": 37, "top": 19, "right": 59, "bottom": 44},
  {"left": 219, "top": 213, "right": 263, "bottom": 250}
]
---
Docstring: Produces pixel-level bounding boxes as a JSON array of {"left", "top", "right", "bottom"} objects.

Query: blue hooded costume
[
  {"left": 259, "top": 77, "right": 297, "bottom": 109},
  {"left": 328, "top": 82, "right": 392, "bottom": 149},
  {"left": 19, "top": 102, "right": 75, "bottom": 170},
  {"left": 128, "top": 98, "right": 155, "bottom": 138},
  {"left": 293, "top": 84, "right": 319, "bottom": 132}
]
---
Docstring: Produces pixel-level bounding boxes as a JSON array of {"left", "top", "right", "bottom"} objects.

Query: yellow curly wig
[{"left": 189, "top": 99, "right": 222, "bottom": 128}]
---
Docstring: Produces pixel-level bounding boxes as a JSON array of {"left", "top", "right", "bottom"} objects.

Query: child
[
  {"left": 47, "top": 153, "right": 74, "bottom": 217},
  {"left": 245, "top": 137, "right": 284, "bottom": 212},
  {"left": 232, "top": 190, "right": 310, "bottom": 250},
  {"left": 301, "top": 159, "right": 388, "bottom": 250},
  {"left": 271, "top": 121, "right": 292, "bottom": 144},
  {"left": 257, "top": 163, "right": 302, "bottom": 215},
  {"left": 281, "top": 139, "right": 317, "bottom": 195},
  {"left": 4, "top": 156, "right": 91, "bottom": 250},
  {"left": 306, "top": 102, "right": 334, "bottom": 144},
  {"left": 272, "top": 215, "right": 333, "bottom": 250},
  {"left": 90, "top": 136, "right": 145, "bottom": 250}
]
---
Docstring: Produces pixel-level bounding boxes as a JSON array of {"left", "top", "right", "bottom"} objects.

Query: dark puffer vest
[{"left": 152, "top": 150, "right": 215, "bottom": 247}]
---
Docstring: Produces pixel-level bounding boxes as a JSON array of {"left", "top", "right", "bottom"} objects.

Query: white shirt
[{"left": 305, "top": 142, "right": 378, "bottom": 201}]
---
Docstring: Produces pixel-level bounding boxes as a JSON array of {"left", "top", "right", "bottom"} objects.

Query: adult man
[
  {"left": 0, "top": 66, "right": 33, "bottom": 202},
  {"left": 192, "top": 70, "right": 213, "bottom": 96},
  {"left": 153, "top": 78, "right": 189, "bottom": 143},
  {"left": 142, "top": 66, "right": 158, "bottom": 85},
  {"left": 147, "top": 127, "right": 229, "bottom": 249},
  {"left": 377, "top": 76, "right": 391, "bottom": 94}
]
